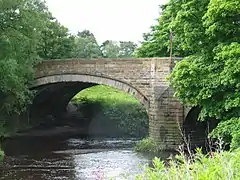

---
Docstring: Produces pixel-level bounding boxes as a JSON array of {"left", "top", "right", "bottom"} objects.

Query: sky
[{"left": 45, "top": 0, "right": 169, "bottom": 44}]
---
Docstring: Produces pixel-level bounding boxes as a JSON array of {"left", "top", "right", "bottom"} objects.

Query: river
[{"left": 0, "top": 136, "right": 172, "bottom": 180}]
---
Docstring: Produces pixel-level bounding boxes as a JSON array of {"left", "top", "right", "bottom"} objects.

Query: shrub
[
  {"left": 135, "top": 137, "right": 161, "bottom": 155},
  {"left": 210, "top": 118, "right": 240, "bottom": 149},
  {"left": 135, "top": 148, "right": 240, "bottom": 180}
]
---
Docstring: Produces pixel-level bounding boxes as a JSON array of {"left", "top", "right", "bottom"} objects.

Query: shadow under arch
[
  {"left": 30, "top": 74, "right": 149, "bottom": 109},
  {"left": 27, "top": 74, "right": 150, "bottom": 138},
  {"left": 183, "top": 107, "right": 218, "bottom": 149}
]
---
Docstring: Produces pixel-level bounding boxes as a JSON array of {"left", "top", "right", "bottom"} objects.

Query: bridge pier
[
  {"left": 148, "top": 59, "right": 184, "bottom": 150},
  {"left": 148, "top": 88, "right": 184, "bottom": 150}
]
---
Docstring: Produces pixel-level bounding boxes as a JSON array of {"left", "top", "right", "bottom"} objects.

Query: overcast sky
[{"left": 46, "top": 0, "right": 169, "bottom": 44}]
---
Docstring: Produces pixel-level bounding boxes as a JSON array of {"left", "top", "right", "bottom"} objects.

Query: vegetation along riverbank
[{"left": 1, "top": 0, "right": 240, "bottom": 179}]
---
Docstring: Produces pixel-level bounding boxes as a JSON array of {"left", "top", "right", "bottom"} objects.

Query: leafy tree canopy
[
  {"left": 73, "top": 30, "right": 103, "bottom": 58},
  {"left": 138, "top": 0, "right": 240, "bottom": 147}
]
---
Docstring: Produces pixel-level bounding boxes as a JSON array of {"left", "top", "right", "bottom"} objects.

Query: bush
[
  {"left": 71, "top": 85, "right": 149, "bottom": 137},
  {"left": 135, "top": 149, "right": 240, "bottom": 180},
  {"left": 210, "top": 118, "right": 240, "bottom": 149},
  {"left": 135, "top": 137, "right": 161, "bottom": 155}
]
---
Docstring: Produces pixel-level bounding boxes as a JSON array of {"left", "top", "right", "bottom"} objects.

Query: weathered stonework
[{"left": 32, "top": 57, "right": 188, "bottom": 150}]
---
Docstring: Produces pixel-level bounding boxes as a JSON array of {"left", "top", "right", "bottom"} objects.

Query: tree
[
  {"left": 0, "top": 0, "right": 49, "bottom": 115},
  {"left": 101, "top": 40, "right": 137, "bottom": 58},
  {"left": 136, "top": 1, "right": 188, "bottom": 58},
  {"left": 169, "top": 0, "right": 240, "bottom": 148},
  {"left": 73, "top": 30, "right": 103, "bottom": 58},
  {"left": 101, "top": 40, "right": 120, "bottom": 58},
  {"left": 37, "top": 16, "right": 75, "bottom": 59},
  {"left": 138, "top": 0, "right": 240, "bottom": 147},
  {"left": 119, "top": 41, "right": 137, "bottom": 58}
]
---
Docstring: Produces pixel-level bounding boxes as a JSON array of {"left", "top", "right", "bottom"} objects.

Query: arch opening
[
  {"left": 183, "top": 107, "right": 218, "bottom": 150},
  {"left": 27, "top": 74, "right": 149, "bottom": 138},
  {"left": 30, "top": 74, "right": 149, "bottom": 109}
]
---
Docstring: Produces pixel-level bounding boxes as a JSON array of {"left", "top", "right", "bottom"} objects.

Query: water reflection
[{"left": 1, "top": 137, "right": 154, "bottom": 180}]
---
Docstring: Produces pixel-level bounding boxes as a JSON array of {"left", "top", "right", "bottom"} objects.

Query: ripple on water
[
  {"left": 72, "top": 149, "right": 151, "bottom": 179},
  {"left": 1, "top": 138, "right": 153, "bottom": 180}
]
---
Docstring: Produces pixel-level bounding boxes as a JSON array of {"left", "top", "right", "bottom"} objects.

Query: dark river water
[{"left": 0, "top": 136, "right": 172, "bottom": 180}]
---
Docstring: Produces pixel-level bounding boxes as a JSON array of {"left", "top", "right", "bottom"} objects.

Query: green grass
[
  {"left": 136, "top": 148, "right": 240, "bottom": 180},
  {"left": 73, "top": 85, "right": 140, "bottom": 105},
  {"left": 72, "top": 85, "right": 149, "bottom": 137}
]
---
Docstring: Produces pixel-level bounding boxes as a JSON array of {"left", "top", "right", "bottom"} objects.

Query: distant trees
[
  {"left": 101, "top": 40, "right": 137, "bottom": 58},
  {"left": 72, "top": 34, "right": 138, "bottom": 59},
  {"left": 73, "top": 30, "right": 103, "bottom": 58}
]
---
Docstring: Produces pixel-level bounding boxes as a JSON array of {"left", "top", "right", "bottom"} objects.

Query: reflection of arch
[{"left": 30, "top": 74, "right": 149, "bottom": 108}]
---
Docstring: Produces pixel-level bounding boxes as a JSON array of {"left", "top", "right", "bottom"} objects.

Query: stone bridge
[{"left": 30, "top": 58, "right": 198, "bottom": 150}]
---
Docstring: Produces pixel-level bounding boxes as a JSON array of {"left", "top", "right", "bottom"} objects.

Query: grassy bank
[
  {"left": 136, "top": 148, "right": 240, "bottom": 180},
  {"left": 72, "top": 85, "right": 148, "bottom": 137}
]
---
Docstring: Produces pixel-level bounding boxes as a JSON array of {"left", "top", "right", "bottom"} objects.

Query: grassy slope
[
  {"left": 72, "top": 85, "right": 148, "bottom": 137},
  {"left": 73, "top": 85, "right": 140, "bottom": 105}
]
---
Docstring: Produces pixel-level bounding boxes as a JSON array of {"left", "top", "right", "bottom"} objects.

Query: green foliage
[
  {"left": 37, "top": 17, "right": 75, "bottom": 59},
  {"left": 135, "top": 0, "right": 240, "bottom": 147},
  {"left": 203, "top": 0, "right": 240, "bottom": 43},
  {"left": 169, "top": 1, "right": 240, "bottom": 147},
  {"left": 0, "top": 0, "right": 77, "bottom": 138},
  {"left": 138, "top": 0, "right": 240, "bottom": 147},
  {"left": 101, "top": 40, "right": 137, "bottom": 58},
  {"left": 73, "top": 30, "right": 103, "bottom": 58},
  {"left": 135, "top": 137, "right": 161, "bottom": 155},
  {"left": 72, "top": 85, "right": 148, "bottom": 137},
  {"left": 210, "top": 118, "right": 240, "bottom": 150},
  {"left": 136, "top": 1, "right": 196, "bottom": 58},
  {"left": 136, "top": 149, "right": 240, "bottom": 180},
  {"left": 0, "top": 0, "right": 47, "bottom": 115},
  {"left": 231, "top": 131, "right": 240, "bottom": 151},
  {"left": 0, "top": 0, "right": 139, "bottom": 139}
]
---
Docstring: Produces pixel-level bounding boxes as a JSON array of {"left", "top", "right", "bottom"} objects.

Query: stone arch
[
  {"left": 30, "top": 74, "right": 149, "bottom": 109},
  {"left": 183, "top": 107, "right": 218, "bottom": 149},
  {"left": 28, "top": 74, "right": 150, "bottom": 138}
]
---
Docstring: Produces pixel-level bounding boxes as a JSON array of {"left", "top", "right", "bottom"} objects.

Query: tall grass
[{"left": 135, "top": 148, "right": 240, "bottom": 180}]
